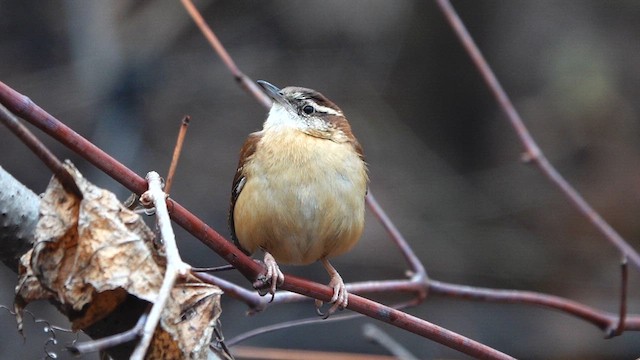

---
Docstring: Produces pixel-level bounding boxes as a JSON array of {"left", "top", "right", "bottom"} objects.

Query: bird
[{"left": 229, "top": 80, "right": 368, "bottom": 316}]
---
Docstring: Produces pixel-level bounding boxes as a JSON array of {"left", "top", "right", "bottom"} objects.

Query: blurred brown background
[{"left": 1, "top": 1, "right": 640, "bottom": 359}]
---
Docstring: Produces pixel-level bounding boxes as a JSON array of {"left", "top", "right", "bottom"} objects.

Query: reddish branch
[
  {"left": 0, "top": 81, "right": 513, "bottom": 359},
  {"left": 429, "top": 280, "right": 640, "bottom": 336},
  {"left": 434, "top": 0, "right": 640, "bottom": 271},
  {"left": 196, "top": 270, "right": 640, "bottom": 338}
]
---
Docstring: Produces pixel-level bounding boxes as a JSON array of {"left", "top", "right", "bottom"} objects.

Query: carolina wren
[{"left": 229, "top": 80, "right": 368, "bottom": 315}]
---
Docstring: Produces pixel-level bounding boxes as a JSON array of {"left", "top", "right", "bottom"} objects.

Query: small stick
[
  {"left": 226, "top": 299, "right": 417, "bottom": 348},
  {"left": 607, "top": 258, "right": 628, "bottom": 338},
  {"left": 0, "top": 104, "right": 82, "bottom": 198},
  {"left": 165, "top": 115, "right": 190, "bottom": 195},
  {"left": 69, "top": 313, "right": 148, "bottom": 355}
]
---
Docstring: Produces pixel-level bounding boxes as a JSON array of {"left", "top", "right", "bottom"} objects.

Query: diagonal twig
[
  {"left": 165, "top": 115, "right": 190, "bottom": 195},
  {"left": 366, "top": 193, "right": 428, "bottom": 286},
  {"left": 0, "top": 104, "right": 82, "bottom": 198},
  {"left": 179, "top": 0, "right": 271, "bottom": 108},
  {"left": 225, "top": 299, "right": 419, "bottom": 348},
  {"left": 434, "top": 0, "right": 640, "bottom": 271}
]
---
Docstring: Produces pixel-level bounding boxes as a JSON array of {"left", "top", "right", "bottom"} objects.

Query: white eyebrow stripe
[{"left": 313, "top": 104, "right": 342, "bottom": 116}]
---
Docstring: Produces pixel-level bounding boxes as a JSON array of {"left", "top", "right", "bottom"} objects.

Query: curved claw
[
  {"left": 254, "top": 252, "right": 284, "bottom": 301},
  {"left": 315, "top": 299, "right": 342, "bottom": 319},
  {"left": 315, "top": 299, "right": 328, "bottom": 319},
  {"left": 315, "top": 259, "right": 348, "bottom": 318}
]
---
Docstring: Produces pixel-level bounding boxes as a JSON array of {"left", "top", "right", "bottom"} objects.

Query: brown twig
[
  {"left": 0, "top": 104, "right": 82, "bottom": 198},
  {"left": 197, "top": 264, "right": 640, "bottom": 340},
  {"left": 179, "top": 0, "right": 271, "bottom": 108},
  {"left": 165, "top": 115, "right": 190, "bottom": 195},
  {"left": 608, "top": 258, "right": 628, "bottom": 338},
  {"left": 428, "top": 280, "right": 640, "bottom": 333},
  {"left": 366, "top": 193, "right": 428, "bottom": 286},
  {"left": 434, "top": 0, "right": 640, "bottom": 272}
]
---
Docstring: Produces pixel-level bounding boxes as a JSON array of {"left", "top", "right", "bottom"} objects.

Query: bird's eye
[{"left": 302, "top": 105, "right": 315, "bottom": 115}]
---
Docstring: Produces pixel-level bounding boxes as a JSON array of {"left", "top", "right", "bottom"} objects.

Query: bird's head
[{"left": 257, "top": 80, "right": 353, "bottom": 143}]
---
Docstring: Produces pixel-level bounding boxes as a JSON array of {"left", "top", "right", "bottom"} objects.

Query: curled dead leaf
[{"left": 14, "top": 162, "right": 223, "bottom": 359}]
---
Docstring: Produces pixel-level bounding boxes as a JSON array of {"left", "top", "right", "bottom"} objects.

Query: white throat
[{"left": 263, "top": 103, "right": 300, "bottom": 130}]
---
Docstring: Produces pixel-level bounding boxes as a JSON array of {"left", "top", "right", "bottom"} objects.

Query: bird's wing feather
[{"left": 229, "top": 132, "right": 262, "bottom": 254}]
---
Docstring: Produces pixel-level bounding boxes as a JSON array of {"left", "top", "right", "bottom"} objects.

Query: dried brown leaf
[
  {"left": 15, "top": 162, "right": 162, "bottom": 330},
  {"left": 146, "top": 279, "right": 222, "bottom": 359},
  {"left": 13, "top": 162, "right": 223, "bottom": 359}
]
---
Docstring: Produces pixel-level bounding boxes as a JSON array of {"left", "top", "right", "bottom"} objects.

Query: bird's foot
[
  {"left": 253, "top": 252, "right": 284, "bottom": 302},
  {"left": 315, "top": 260, "right": 348, "bottom": 318}
]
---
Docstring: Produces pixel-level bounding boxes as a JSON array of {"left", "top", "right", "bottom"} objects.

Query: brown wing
[{"left": 229, "top": 132, "right": 262, "bottom": 254}]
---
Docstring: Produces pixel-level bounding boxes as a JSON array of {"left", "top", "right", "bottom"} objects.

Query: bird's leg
[
  {"left": 315, "top": 258, "right": 348, "bottom": 318},
  {"left": 254, "top": 251, "right": 284, "bottom": 301}
]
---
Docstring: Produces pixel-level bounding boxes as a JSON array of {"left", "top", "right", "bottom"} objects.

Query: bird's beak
[{"left": 257, "top": 80, "right": 287, "bottom": 106}]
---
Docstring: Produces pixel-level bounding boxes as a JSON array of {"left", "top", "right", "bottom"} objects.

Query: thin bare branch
[
  {"left": 226, "top": 312, "right": 362, "bottom": 348},
  {"left": 434, "top": 0, "right": 640, "bottom": 271},
  {"left": 192, "top": 264, "right": 235, "bottom": 272},
  {"left": 193, "top": 271, "right": 265, "bottom": 311},
  {"left": 366, "top": 193, "right": 428, "bottom": 286},
  {"left": 179, "top": 0, "right": 271, "bottom": 108},
  {"left": 69, "top": 313, "right": 147, "bottom": 355},
  {"left": 429, "top": 280, "right": 640, "bottom": 333},
  {"left": 226, "top": 299, "right": 418, "bottom": 348},
  {"left": 0, "top": 82, "right": 148, "bottom": 194},
  {"left": 607, "top": 258, "right": 628, "bottom": 338},
  {"left": 0, "top": 104, "right": 81, "bottom": 198},
  {"left": 165, "top": 115, "right": 190, "bottom": 195},
  {"left": 197, "top": 268, "right": 640, "bottom": 337}
]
